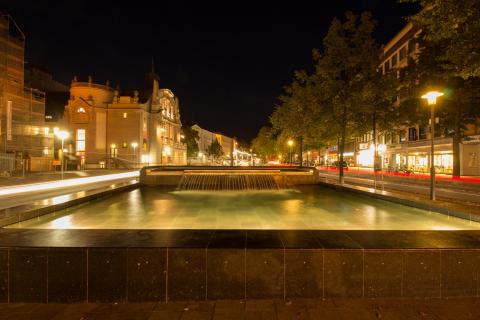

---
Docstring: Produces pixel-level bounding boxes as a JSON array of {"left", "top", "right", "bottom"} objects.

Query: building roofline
[{"left": 382, "top": 21, "right": 418, "bottom": 54}]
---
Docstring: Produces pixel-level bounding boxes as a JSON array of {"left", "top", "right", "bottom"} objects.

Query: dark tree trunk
[
  {"left": 339, "top": 104, "right": 347, "bottom": 185},
  {"left": 372, "top": 111, "right": 377, "bottom": 189},
  {"left": 452, "top": 135, "right": 461, "bottom": 177},
  {"left": 299, "top": 136, "right": 303, "bottom": 167},
  {"left": 452, "top": 112, "right": 462, "bottom": 177}
]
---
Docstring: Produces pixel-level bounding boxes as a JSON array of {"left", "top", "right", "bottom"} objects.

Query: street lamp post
[
  {"left": 131, "top": 142, "right": 138, "bottom": 168},
  {"left": 287, "top": 139, "right": 294, "bottom": 165},
  {"left": 377, "top": 144, "right": 386, "bottom": 191},
  {"left": 56, "top": 130, "right": 69, "bottom": 180},
  {"left": 421, "top": 91, "right": 444, "bottom": 200},
  {"left": 307, "top": 151, "right": 311, "bottom": 167}
]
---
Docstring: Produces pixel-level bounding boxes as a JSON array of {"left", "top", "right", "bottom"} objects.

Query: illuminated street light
[
  {"left": 287, "top": 139, "right": 294, "bottom": 165},
  {"left": 421, "top": 90, "right": 444, "bottom": 200},
  {"left": 55, "top": 130, "right": 69, "bottom": 179},
  {"left": 421, "top": 91, "right": 444, "bottom": 105},
  {"left": 131, "top": 142, "right": 138, "bottom": 167}
]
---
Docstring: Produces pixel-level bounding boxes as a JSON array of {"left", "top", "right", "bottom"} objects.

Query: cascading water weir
[
  {"left": 177, "top": 170, "right": 282, "bottom": 191},
  {"left": 140, "top": 166, "right": 319, "bottom": 189}
]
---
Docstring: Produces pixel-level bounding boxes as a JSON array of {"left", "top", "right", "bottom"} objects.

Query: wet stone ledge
[{"left": 0, "top": 230, "right": 480, "bottom": 302}]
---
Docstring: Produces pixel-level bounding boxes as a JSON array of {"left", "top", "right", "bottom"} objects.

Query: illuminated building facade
[
  {"left": 0, "top": 14, "right": 53, "bottom": 172},
  {"left": 377, "top": 23, "right": 480, "bottom": 175},
  {"left": 64, "top": 75, "right": 186, "bottom": 168},
  {"left": 325, "top": 22, "right": 480, "bottom": 175},
  {"left": 191, "top": 124, "right": 237, "bottom": 165}
]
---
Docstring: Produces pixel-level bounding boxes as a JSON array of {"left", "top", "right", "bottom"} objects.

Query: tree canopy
[
  {"left": 181, "top": 124, "right": 200, "bottom": 159},
  {"left": 205, "top": 138, "right": 224, "bottom": 160},
  {"left": 403, "top": 0, "right": 480, "bottom": 79}
]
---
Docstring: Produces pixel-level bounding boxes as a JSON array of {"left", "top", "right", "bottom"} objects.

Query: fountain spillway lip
[
  {"left": 144, "top": 165, "right": 315, "bottom": 173},
  {"left": 182, "top": 170, "right": 282, "bottom": 175}
]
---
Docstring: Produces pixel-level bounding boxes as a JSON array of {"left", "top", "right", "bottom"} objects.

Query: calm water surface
[{"left": 8, "top": 186, "right": 480, "bottom": 230}]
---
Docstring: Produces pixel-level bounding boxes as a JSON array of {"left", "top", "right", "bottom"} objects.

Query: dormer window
[{"left": 77, "top": 107, "right": 86, "bottom": 113}]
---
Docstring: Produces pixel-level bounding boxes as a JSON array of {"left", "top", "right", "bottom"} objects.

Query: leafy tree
[
  {"left": 399, "top": 1, "right": 480, "bottom": 176},
  {"left": 399, "top": 38, "right": 480, "bottom": 176},
  {"left": 272, "top": 71, "right": 326, "bottom": 149},
  {"left": 403, "top": 0, "right": 480, "bottom": 79},
  {"left": 251, "top": 126, "right": 278, "bottom": 160},
  {"left": 181, "top": 124, "right": 200, "bottom": 161},
  {"left": 313, "top": 12, "right": 380, "bottom": 183},
  {"left": 205, "top": 138, "right": 224, "bottom": 161}
]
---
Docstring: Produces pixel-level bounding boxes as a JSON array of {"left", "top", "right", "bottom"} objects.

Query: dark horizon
[{"left": 2, "top": 0, "right": 418, "bottom": 142}]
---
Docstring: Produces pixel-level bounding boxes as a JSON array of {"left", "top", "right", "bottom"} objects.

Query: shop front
[{"left": 385, "top": 137, "right": 454, "bottom": 174}]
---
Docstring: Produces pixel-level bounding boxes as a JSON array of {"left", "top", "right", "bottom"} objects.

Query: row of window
[
  {"left": 383, "top": 40, "right": 416, "bottom": 73},
  {"left": 357, "top": 126, "right": 431, "bottom": 146},
  {"left": 76, "top": 108, "right": 128, "bottom": 119},
  {"left": 76, "top": 128, "right": 146, "bottom": 153}
]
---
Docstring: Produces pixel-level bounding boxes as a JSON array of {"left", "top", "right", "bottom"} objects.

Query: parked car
[{"left": 331, "top": 161, "right": 348, "bottom": 169}]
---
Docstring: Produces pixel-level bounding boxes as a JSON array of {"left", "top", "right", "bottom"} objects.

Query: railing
[{"left": 0, "top": 153, "right": 15, "bottom": 174}]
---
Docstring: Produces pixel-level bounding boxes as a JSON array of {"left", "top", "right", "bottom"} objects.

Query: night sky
[{"left": 2, "top": 0, "right": 417, "bottom": 142}]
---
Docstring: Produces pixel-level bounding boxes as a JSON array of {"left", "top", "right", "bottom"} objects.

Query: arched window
[{"left": 77, "top": 107, "right": 86, "bottom": 113}]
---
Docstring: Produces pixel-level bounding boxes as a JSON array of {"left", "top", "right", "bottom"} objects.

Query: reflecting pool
[{"left": 8, "top": 186, "right": 480, "bottom": 230}]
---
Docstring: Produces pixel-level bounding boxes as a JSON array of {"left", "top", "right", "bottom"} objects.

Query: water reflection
[
  {"left": 51, "top": 216, "right": 72, "bottom": 229},
  {"left": 7, "top": 186, "right": 480, "bottom": 231}
]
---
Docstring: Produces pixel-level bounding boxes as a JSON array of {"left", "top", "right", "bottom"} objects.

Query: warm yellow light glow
[
  {"left": 377, "top": 144, "right": 387, "bottom": 155},
  {"left": 56, "top": 130, "right": 69, "bottom": 140},
  {"left": 180, "top": 134, "right": 185, "bottom": 139},
  {"left": 163, "top": 146, "right": 172, "bottom": 156},
  {"left": 307, "top": 151, "right": 311, "bottom": 155},
  {"left": 0, "top": 171, "right": 139, "bottom": 197},
  {"left": 110, "top": 144, "right": 116, "bottom": 149},
  {"left": 287, "top": 139, "right": 294, "bottom": 147},
  {"left": 131, "top": 142, "right": 138, "bottom": 148},
  {"left": 421, "top": 91, "right": 444, "bottom": 105},
  {"left": 278, "top": 154, "right": 282, "bottom": 159},
  {"left": 44, "top": 127, "right": 50, "bottom": 135}
]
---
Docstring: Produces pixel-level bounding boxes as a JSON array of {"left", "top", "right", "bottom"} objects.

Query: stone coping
[
  {"left": 144, "top": 165, "right": 315, "bottom": 173},
  {"left": 2, "top": 229, "right": 480, "bottom": 249},
  {"left": 0, "top": 180, "right": 138, "bottom": 228}
]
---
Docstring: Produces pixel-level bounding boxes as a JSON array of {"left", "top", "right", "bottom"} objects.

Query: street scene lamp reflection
[
  {"left": 55, "top": 130, "right": 69, "bottom": 179},
  {"left": 287, "top": 139, "right": 294, "bottom": 165},
  {"left": 421, "top": 90, "right": 444, "bottom": 200}
]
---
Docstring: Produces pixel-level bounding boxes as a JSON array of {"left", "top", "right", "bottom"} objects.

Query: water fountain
[{"left": 177, "top": 171, "right": 282, "bottom": 191}]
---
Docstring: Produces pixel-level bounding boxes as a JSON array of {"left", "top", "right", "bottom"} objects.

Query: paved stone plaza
[{"left": 1, "top": 298, "right": 480, "bottom": 319}]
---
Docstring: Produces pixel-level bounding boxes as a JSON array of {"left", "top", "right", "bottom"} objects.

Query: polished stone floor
[
  {"left": 1, "top": 298, "right": 480, "bottom": 319},
  {"left": 8, "top": 186, "right": 480, "bottom": 230}
]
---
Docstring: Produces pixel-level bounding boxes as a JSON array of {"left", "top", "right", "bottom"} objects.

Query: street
[
  {"left": 0, "top": 170, "right": 139, "bottom": 210},
  {"left": 317, "top": 167, "right": 480, "bottom": 204}
]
